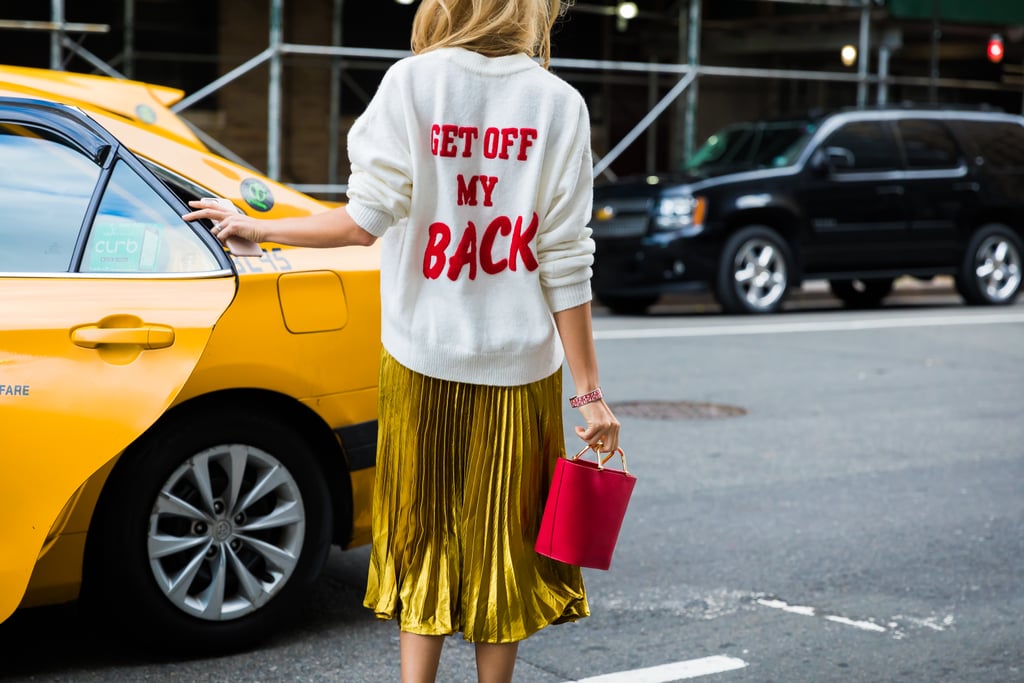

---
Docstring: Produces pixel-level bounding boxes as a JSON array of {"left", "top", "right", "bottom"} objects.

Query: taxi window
[
  {"left": 0, "top": 124, "right": 100, "bottom": 273},
  {"left": 80, "top": 159, "right": 220, "bottom": 274}
]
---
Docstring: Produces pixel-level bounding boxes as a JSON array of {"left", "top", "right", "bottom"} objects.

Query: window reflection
[
  {"left": 81, "top": 160, "right": 219, "bottom": 274},
  {"left": 0, "top": 126, "right": 99, "bottom": 273}
]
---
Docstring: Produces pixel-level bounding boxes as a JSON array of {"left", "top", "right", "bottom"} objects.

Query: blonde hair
[{"left": 411, "top": 0, "right": 572, "bottom": 69}]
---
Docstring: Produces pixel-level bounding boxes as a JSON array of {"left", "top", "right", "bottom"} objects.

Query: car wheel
[
  {"left": 85, "top": 410, "right": 332, "bottom": 653},
  {"left": 828, "top": 278, "right": 894, "bottom": 309},
  {"left": 956, "top": 224, "right": 1023, "bottom": 306},
  {"left": 715, "top": 226, "right": 792, "bottom": 314},
  {"left": 597, "top": 294, "right": 659, "bottom": 315}
]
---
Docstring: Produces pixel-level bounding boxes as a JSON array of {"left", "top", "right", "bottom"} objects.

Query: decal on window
[
  {"left": 241, "top": 178, "right": 275, "bottom": 212},
  {"left": 135, "top": 104, "right": 157, "bottom": 124},
  {"left": 87, "top": 222, "right": 162, "bottom": 272}
]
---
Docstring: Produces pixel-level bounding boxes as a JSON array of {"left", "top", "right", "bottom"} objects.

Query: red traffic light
[{"left": 987, "top": 35, "right": 1004, "bottom": 63}]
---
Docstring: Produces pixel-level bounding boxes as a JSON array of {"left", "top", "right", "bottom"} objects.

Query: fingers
[
  {"left": 574, "top": 401, "right": 621, "bottom": 454},
  {"left": 182, "top": 208, "right": 228, "bottom": 224},
  {"left": 183, "top": 199, "right": 229, "bottom": 224}
]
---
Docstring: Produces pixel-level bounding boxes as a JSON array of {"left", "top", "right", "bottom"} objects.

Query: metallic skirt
[{"left": 364, "top": 349, "right": 589, "bottom": 643}]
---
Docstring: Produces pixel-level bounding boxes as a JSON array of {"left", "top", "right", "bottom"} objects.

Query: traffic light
[{"left": 987, "top": 34, "right": 1004, "bottom": 64}]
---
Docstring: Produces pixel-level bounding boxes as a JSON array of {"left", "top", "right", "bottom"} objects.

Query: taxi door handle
[{"left": 71, "top": 325, "right": 175, "bottom": 349}]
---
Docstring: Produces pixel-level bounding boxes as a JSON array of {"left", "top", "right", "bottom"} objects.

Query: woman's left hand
[{"left": 575, "top": 400, "right": 620, "bottom": 454}]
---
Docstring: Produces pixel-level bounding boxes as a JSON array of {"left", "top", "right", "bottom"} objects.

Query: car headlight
[{"left": 654, "top": 195, "right": 707, "bottom": 232}]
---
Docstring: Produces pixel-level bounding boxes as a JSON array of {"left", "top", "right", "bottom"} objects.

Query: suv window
[
  {"left": 822, "top": 121, "right": 901, "bottom": 171},
  {"left": 0, "top": 123, "right": 101, "bottom": 273},
  {"left": 898, "top": 119, "right": 960, "bottom": 169},
  {"left": 686, "top": 120, "right": 811, "bottom": 171},
  {"left": 81, "top": 159, "right": 220, "bottom": 274},
  {"left": 958, "top": 120, "right": 1024, "bottom": 170}
]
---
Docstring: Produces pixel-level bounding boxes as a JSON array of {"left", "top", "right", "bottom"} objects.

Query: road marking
[
  {"left": 756, "top": 598, "right": 815, "bottom": 616},
  {"left": 757, "top": 597, "right": 887, "bottom": 633},
  {"left": 893, "top": 614, "right": 955, "bottom": 632},
  {"left": 593, "top": 312, "right": 1024, "bottom": 341},
  {"left": 567, "top": 655, "right": 748, "bottom": 683},
  {"left": 825, "top": 615, "right": 888, "bottom": 632}
]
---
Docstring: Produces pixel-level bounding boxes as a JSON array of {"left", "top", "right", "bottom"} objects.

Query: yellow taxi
[
  {"left": 0, "top": 63, "right": 206, "bottom": 150},
  {"left": 0, "top": 93, "right": 380, "bottom": 652}
]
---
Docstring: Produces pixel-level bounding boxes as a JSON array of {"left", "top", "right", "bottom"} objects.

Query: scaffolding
[{"left": 5, "top": 0, "right": 1024, "bottom": 194}]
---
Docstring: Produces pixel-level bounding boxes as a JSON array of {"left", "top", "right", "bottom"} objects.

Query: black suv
[{"left": 591, "top": 107, "right": 1024, "bottom": 314}]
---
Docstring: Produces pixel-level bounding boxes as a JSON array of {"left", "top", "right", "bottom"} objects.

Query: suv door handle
[
  {"left": 71, "top": 324, "right": 175, "bottom": 349},
  {"left": 875, "top": 185, "right": 905, "bottom": 196},
  {"left": 953, "top": 181, "right": 980, "bottom": 192}
]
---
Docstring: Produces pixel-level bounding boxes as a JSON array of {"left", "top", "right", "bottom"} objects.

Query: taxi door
[{"left": 0, "top": 101, "right": 236, "bottom": 622}]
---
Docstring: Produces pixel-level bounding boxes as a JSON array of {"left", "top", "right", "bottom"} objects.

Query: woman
[{"left": 184, "top": 1, "right": 619, "bottom": 681}]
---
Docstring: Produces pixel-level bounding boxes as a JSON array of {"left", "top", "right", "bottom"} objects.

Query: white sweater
[{"left": 345, "top": 47, "right": 595, "bottom": 386}]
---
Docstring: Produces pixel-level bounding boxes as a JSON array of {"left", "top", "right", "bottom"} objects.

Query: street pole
[
  {"left": 268, "top": 0, "right": 283, "bottom": 181},
  {"left": 683, "top": 0, "right": 700, "bottom": 163},
  {"left": 50, "top": 0, "right": 63, "bottom": 70},
  {"left": 929, "top": 0, "right": 940, "bottom": 104}
]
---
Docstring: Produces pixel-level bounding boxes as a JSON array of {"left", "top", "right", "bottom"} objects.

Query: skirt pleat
[{"left": 364, "top": 349, "right": 589, "bottom": 643}]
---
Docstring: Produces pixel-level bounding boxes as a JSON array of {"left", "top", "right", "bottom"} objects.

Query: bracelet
[{"left": 569, "top": 387, "right": 603, "bottom": 408}]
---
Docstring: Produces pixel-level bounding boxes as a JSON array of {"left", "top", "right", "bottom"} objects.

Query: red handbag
[{"left": 535, "top": 445, "right": 637, "bottom": 570}]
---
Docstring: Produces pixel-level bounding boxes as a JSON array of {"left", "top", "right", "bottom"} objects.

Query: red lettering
[
  {"left": 482, "top": 127, "right": 500, "bottom": 159},
  {"left": 423, "top": 222, "right": 451, "bottom": 279},
  {"left": 457, "top": 175, "right": 479, "bottom": 206},
  {"left": 479, "top": 176, "right": 498, "bottom": 207},
  {"left": 430, "top": 124, "right": 440, "bottom": 155},
  {"left": 481, "top": 216, "right": 512, "bottom": 274},
  {"left": 457, "top": 127, "right": 479, "bottom": 157},
  {"left": 518, "top": 128, "right": 538, "bottom": 161},
  {"left": 499, "top": 128, "right": 517, "bottom": 160},
  {"left": 440, "top": 124, "right": 459, "bottom": 157},
  {"left": 447, "top": 221, "right": 478, "bottom": 281},
  {"left": 422, "top": 214, "right": 537, "bottom": 281},
  {"left": 509, "top": 213, "right": 539, "bottom": 272}
]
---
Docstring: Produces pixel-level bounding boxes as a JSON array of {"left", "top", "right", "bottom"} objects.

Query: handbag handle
[{"left": 571, "top": 444, "right": 630, "bottom": 474}]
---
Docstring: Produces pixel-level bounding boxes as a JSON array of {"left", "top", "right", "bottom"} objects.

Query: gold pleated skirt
[{"left": 364, "top": 349, "right": 589, "bottom": 643}]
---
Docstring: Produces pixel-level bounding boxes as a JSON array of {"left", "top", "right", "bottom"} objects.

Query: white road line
[
  {"left": 757, "top": 597, "right": 887, "bottom": 634},
  {"left": 567, "top": 655, "right": 748, "bottom": 683},
  {"left": 756, "top": 598, "right": 815, "bottom": 616},
  {"left": 593, "top": 312, "right": 1024, "bottom": 341},
  {"left": 825, "top": 615, "right": 888, "bottom": 633}
]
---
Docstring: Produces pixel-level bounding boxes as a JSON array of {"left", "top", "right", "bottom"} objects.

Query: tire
[
  {"left": 956, "top": 223, "right": 1023, "bottom": 306},
  {"left": 828, "top": 278, "right": 895, "bottom": 309},
  {"left": 597, "top": 293, "right": 659, "bottom": 315},
  {"left": 714, "top": 226, "right": 793, "bottom": 314},
  {"left": 85, "top": 410, "right": 333, "bottom": 653}
]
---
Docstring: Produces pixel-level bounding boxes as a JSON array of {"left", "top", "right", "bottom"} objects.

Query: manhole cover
[{"left": 608, "top": 400, "right": 747, "bottom": 420}]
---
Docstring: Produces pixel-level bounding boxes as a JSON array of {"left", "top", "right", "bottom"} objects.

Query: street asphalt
[{"left": 2, "top": 280, "right": 1021, "bottom": 682}]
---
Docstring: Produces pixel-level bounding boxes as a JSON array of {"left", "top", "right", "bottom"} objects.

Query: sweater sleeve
[
  {"left": 345, "top": 68, "right": 413, "bottom": 237},
  {"left": 537, "top": 95, "right": 596, "bottom": 313}
]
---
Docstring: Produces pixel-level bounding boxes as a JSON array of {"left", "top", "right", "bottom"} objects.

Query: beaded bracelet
[{"left": 569, "top": 387, "right": 603, "bottom": 408}]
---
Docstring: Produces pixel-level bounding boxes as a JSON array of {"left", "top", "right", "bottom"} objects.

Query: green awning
[{"left": 888, "top": 0, "right": 1024, "bottom": 24}]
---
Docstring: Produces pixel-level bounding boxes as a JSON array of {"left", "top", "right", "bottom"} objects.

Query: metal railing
[{"left": 5, "top": 0, "right": 1024, "bottom": 194}]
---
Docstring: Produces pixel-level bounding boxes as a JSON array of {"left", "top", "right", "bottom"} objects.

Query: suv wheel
[
  {"left": 597, "top": 294, "right": 659, "bottom": 315},
  {"left": 715, "top": 226, "right": 792, "bottom": 314},
  {"left": 956, "top": 224, "right": 1023, "bottom": 306},
  {"left": 828, "top": 278, "right": 894, "bottom": 309}
]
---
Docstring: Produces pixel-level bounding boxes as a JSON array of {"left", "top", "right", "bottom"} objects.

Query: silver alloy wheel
[
  {"left": 973, "top": 234, "right": 1022, "bottom": 302},
  {"left": 147, "top": 444, "right": 306, "bottom": 621},
  {"left": 732, "top": 238, "right": 788, "bottom": 310}
]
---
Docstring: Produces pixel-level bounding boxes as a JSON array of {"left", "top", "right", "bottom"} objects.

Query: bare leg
[
  {"left": 400, "top": 632, "right": 445, "bottom": 683},
  {"left": 475, "top": 641, "right": 520, "bottom": 683}
]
